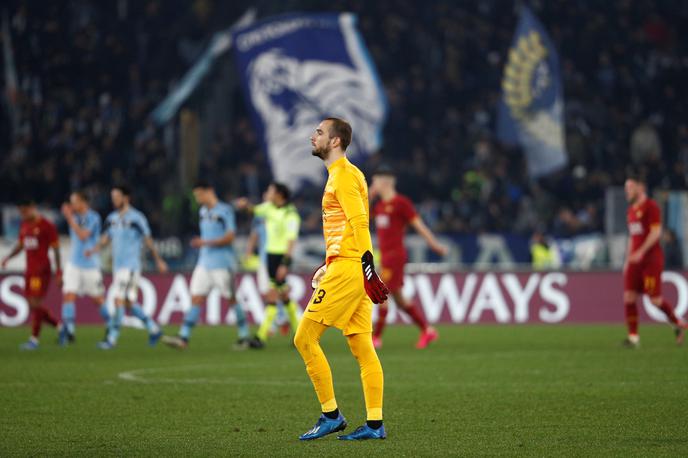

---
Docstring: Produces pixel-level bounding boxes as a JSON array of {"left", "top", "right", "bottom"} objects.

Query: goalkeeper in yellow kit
[{"left": 296, "top": 117, "right": 389, "bottom": 441}]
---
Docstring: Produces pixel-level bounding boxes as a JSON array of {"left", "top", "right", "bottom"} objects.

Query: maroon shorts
[
  {"left": 380, "top": 258, "right": 406, "bottom": 293},
  {"left": 24, "top": 271, "right": 51, "bottom": 299},
  {"left": 624, "top": 260, "right": 663, "bottom": 297}
]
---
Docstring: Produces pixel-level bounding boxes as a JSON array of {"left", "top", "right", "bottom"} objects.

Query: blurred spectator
[
  {"left": 662, "top": 229, "right": 684, "bottom": 270},
  {"left": 1, "top": 0, "right": 687, "bottom": 239}
]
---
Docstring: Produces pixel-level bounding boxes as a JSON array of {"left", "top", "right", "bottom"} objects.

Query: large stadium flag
[
  {"left": 232, "top": 13, "right": 387, "bottom": 189},
  {"left": 497, "top": 6, "right": 567, "bottom": 177}
]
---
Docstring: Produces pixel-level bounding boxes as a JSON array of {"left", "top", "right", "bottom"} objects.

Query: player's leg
[
  {"left": 622, "top": 262, "right": 642, "bottom": 347},
  {"left": 279, "top": 286, "right": 300, "bottom": 336},
  {"left": 338, "top": 294, "right": 385, "bottom": 441},
  {"left": 164, "top": 267, "right": 206, "bottom": 349},
  {"left": 86, "top": 268, "right": 109, "bottom": 328},
  {"left": 372, "top": 301, "right": 388, "bottom": 348},
  {"left": 99, "top": 298, "right": 125, "bottom": 349},
  {"left": 255, "top": 287, "right": 279, "bottom": 345},
  {"left": 294, "top": 317, "right": 346, "bottom": 440},
  {"left": 60, "top": 292, "right": 77, "bottom": 345},
  {"left": 394, "top": 290, "right": 438, "bottom": 349},
  {"left": 338, "top": 332, "right": 386, "bottom": 440},
  {"left": 99, "top": 269, "right": 127, "bottom": 349},
  {"left": 622, "top": 290, "right": 640, "bottom": 347},
  {"left": 648, "top": 293, "right": 687, "bottom": 346},
  {"left": 222, "top": 269, "right": 251, "bottom": 348},
  {"left": 126, "top": 271, "right": 161, "bottom": 345}
]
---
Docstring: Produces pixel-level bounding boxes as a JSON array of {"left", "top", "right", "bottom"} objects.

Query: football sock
[
  {"left": 232, "top": 303, "right": 250, "bottom": 340},
  {"left": 62, "top": 302, "right": 76, "bottom": 335},
  {"left": 323, "top": 408, "right": 339, "bottom": 420},
  {"left": 285, "top": 300, "right": 300, "bottom": 332},
  {"left": 367, "top": 420, "right": 383, "bottom": 430},
  {"left": 374, "top": 306, "right": 388, "bottom": 337},
  {"left": 294, "top": 317, "right": 337, "bottom": 413},
  {"left": 40, "top": 306, "right": 59, "bottom": 327},
  {"left": 257, "top": 304, "right": 278, "bottom": 341},
  {"left": 347, "top": 332, "right": 384, "bottom": 421},
  {"left": 179, "top": 304, "right": 201, "bottom": 340},
  {"left": 130, "top": 303, "right": 159, "bottom": 334},
  {"left": 31, "top": 308, "right": 43, "bottom": 338},
  {"left": 659, "top": 300, "right": 679, "bottom": 325},
  {"left": 625, "top": 301, "right": 638, "bottom": 336},
  {"left": 404, "top": 303, "right": 428, "bottom": 331},
  {"left": 99, "top": 303, "right": 110, "bottom": 323},
  {"left": 107, "top": 306, "right": 124, "bottom": 344}
]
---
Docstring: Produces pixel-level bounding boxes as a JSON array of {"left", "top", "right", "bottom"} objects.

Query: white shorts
[
  {"left": 112, "top": 269, "right": 141, "bottom": 303},
  {"left": 62, "top": 263, "right": 105, "bottom": 297},
  {"left": 190, "top": 266, "right": 236, "bottom": 299},
  {"left": 256, "top": 263, "right": 270, "bottom": 295}
]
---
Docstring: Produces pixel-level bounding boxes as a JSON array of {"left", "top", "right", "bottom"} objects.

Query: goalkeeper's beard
[{"left": 312, "top": 145, "right": 330, "bottom": 160}]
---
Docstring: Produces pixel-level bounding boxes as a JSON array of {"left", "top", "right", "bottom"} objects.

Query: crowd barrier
[{"left": 1, "top": 271, "right": 686, "bottom": 327}]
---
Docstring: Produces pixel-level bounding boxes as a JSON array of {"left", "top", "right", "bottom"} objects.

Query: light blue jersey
[
  {"left": 70, "top": 209, "right": 101, "bottom": 269},
  {"left": 105, "top": 207, "right": 151, "bottom": 271},
  {"left": 197, "top": 202, "right": 237, "bottom": 270}
]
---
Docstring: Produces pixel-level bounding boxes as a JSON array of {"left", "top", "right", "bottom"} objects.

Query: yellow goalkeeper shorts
[{"left": 302, "top": 257, "right": 373, "bottom": 336}]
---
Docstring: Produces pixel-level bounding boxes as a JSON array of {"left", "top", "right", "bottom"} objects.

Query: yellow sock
[
  {"left": 257, "top": 305, "right": 278, "bottom": 341},
  {"left": 285, "top": 300, "right": 300, "bottom": 332},
  {"left": 347, "top": 333, "right": 384, "bottom": 420},
  {"left": 294, "top": 317, "right": 336, "bottom": 412}
]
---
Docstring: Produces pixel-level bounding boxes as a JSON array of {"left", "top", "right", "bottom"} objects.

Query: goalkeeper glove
[
  {"left": 311, "top": 263, "right": 327, "bottom": 290},
  {"left": 361, "top": 250, "right": 389, "bottom": 304}
]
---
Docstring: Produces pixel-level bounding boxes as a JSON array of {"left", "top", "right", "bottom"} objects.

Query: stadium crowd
[{"left": 1, "top": 0, "right": 687, "bottom": 237}]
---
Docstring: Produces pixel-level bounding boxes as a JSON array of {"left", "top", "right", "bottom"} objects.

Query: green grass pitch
[{"left": 1, "top": 324, "right": 687, "bottom": 456}]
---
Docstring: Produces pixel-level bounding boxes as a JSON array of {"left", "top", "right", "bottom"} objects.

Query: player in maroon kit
[
  {"left": 622, "top": 171, "right": 687, "bottom": 348},
  {"left": 1, "top": 199, "right": 62, "bottom": 350},
  {"left": 370, "top": 167, "right": 448, "bottom": 349}
]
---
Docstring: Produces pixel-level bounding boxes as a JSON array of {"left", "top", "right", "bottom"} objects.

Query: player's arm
[
  {"left": 52, "top": 242, "right": 62, "bottom": 284},
  {"left": 144, "top": 236, "right": 168, "bottom": 273},
  {"left": 1, "top": 241, "right": 24, "bottom": 269},
  {"left": 629, "top": 225, "right": 662, "bottom": 264},
  {"left": 61, "top": 203, "right": 91, "bottom": 240},
  {"left": 245, "top": 228, "right": 258, "bottom": 257},
  {"left": 336, "top": 173, "right": 388, "bottom": 303},
  {"left": 86, "top": 233, "right": 110, "bottom": 257},
  {"left": 410, "top": 216, "right": 448, "bottom": 256}
]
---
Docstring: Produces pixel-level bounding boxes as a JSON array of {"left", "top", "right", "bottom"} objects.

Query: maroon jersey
[
  {"left": 374, "top": 194, "right": 417, "bottom": 260},
  {"left": 19, "top": 217, "right": 58, "bottom": 274},
  {"left": 627, "top": 198, "right": 663, "bottom": 263}
]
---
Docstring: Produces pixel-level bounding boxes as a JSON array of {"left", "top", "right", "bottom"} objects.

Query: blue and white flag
[
  {"left": 232, "top": 13, "right": 387, "bottom": 189},
  {"left": 497, "top": 6, "right": 567, "bottom": 177}
]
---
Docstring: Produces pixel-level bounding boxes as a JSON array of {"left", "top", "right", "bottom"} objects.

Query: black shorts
[{"left": 267, "top": 253, "right": 287, "bottom": 287}]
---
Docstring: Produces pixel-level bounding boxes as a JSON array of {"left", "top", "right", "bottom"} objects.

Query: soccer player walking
[
  {"left": 162, "top": 181, "right": 251, "bottom": 349},
  {"left": 87, "top": 185, "right": 166, "bottom": 349},
  {"left": 58, "top": 191, "right": 109, "bottom": 345},
  {"left": 369, "top": 167, "right": 448, "bottom": 349},
  {"left": 295, "top": 118, "right": 389, "bottom": 441},
  {"left": 235, "top": 182, "right": 301, "bottom": 348},
  {"left": 2, "top": 199, "right": 62, "bottom": 350},
  {"left": 622, "top": 171, "right": 687, "bottom": 348}
]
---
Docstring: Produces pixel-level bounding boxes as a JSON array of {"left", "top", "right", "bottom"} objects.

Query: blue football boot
[
  {"left": 299, "top": 413, "right": 347, "bottom": 441},
  {"left": 338, "top": 424, "right": 387, "bottom": 440},
  {"left": 149, "top": 331, "right": 162, "bottom": 347},
  {"left": 19, "top": 339, "right": 39, "bottom": 351},
  {"left": 97, "top": 340, "right": 115, "bottom": 350}
]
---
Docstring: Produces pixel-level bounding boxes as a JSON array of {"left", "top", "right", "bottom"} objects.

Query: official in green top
[{"left": 236, "top": 183, "right": 301, "bottom": 348}]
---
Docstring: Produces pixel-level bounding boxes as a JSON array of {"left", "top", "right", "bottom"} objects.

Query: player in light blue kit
[
  {"left": 87, "top": 185, "right": 167, "bottom": 349},
  {"left": 58, "top": 191, "right": 109, "bottom": 345},
  {"left": 163, "top": 181, "right": 252, "bottom": 350}
]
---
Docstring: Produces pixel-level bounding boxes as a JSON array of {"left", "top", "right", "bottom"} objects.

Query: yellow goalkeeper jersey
[{"left": 322, "top": 156, "right": 373, "bottom": 264}]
